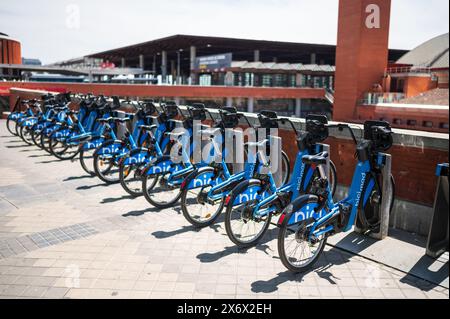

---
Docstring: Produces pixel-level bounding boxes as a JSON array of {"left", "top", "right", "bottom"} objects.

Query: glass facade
[{"left": 202, "top": 71, "right": 335, "bottom": 89}]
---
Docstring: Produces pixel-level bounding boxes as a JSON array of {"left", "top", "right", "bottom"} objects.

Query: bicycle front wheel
[
  {"left": 119, "top": 160, "right": 144, "bottom": 197},
  {"left": 224, "top": 180, "right": 272, "bottom": 248},
  {"left": 6, "top": 118, "right": 17, "bottom": 136}
]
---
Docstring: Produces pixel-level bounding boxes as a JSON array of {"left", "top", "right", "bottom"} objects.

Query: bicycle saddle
[
  {"left": 114, "top": 118, "right": 131, "bottom": 123},
  {"left": 97, "top": 117, "right": 113, "bottom": 123},
  {"left": 302, "top": 152, "right": 329, "bottom": 166},
  {"left": 139, "top": 125, "right": 157, "bottom": 132},
  {"left": 165, "top": 131, "right": 186, "bottom": 138}
]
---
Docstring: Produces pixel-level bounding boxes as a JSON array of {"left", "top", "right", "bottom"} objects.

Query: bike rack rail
[{"left": 426, "top": 163, "right": 449, "bottom": 258}]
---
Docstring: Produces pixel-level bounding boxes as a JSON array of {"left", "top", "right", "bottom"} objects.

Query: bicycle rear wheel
[{"left": 278, "top": 219, "right": 327, "bottom": 273}]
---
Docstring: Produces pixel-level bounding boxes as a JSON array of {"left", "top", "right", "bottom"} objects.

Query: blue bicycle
[
  {"left": 92, "top": 101, "right": 161, "bottom": 184},
  {"left": 140, "top": 103, "right": 219, "bottom": 209},
  {"left": 118, "top": 102, "right": 179, "bottom": 197},
  {"left": 222, "top": 115, "right": 337, "bottom": 247},
  {"left": 179, "top": 110, "right": 291, "bottom": 228},
  {"left": 48, "top": 96, "right": 120, "bottom": 160},
  {"left": 277, "top": 120, "right": 395, "bottom": 272}
]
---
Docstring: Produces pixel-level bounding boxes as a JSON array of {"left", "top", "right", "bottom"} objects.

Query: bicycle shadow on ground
[
  {"left": 250, "top": 246, "right": 351, "bottom": 294},
  {"left": 122, "top": 206, "right": 161, "bottom": 217},
  {"left": 76, "top": 183, "right": 110, "bottom": 191},
  {"left": 35, "top": 159, "right": 67, "bottom": 164},
  {"left": 152, "top": 225, "right": 202, "bottom": 239},
  {"left": 28, "top": 154, "right": 53, "bottom": 158},
  {"left": 63, "top": 175, "right": 95, "bottom": 182},
  {"left": 101, "top": 194, "right": 135, "bottom": 204},
  {"left": 196, "top": 227, "right": 278, "bottom": 263}
]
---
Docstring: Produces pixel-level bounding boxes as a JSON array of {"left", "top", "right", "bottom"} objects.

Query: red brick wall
[
  {"left": 0, "top": 38, "right": 21, "bottom": 64},
  {"left": 278, "top": 128, "right": 447, "bottom": 206},
  {"left": 404, "top": 76, "right": 438, "bottom": 98},
  {"left": 0, "top": 82, "right": 325, "bottom": 102},
  {"left": 357, "top": 105, "right": 449, "bottom": 133}
]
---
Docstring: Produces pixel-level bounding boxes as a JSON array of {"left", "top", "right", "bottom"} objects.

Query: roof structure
[
  {"left": 87, "top": 34, "right": 407, "bottom": 68},
  {"left": 397, "top": 33, "right": 449, "bottom": 69}
]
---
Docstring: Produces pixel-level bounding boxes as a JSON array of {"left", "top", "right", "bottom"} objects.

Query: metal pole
[{"left": 177, "top": 51, "right": 181, "bottom": 85}]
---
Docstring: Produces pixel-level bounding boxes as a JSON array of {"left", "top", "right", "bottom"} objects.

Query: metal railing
[
  {"left": 386, "top": 66, "right": 432, "bottom": 75},
  {"left": 359, "top": 92, "right": 406, "bottom": 105}
]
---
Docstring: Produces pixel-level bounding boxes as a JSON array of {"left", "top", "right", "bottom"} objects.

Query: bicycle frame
[{"left": 286, "top": 152, "right": 386, "bottom": 240}]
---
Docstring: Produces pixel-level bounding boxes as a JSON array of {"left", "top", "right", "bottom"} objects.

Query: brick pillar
[{"left": 333, "top": 0, "right": 392, "bottom": 121}]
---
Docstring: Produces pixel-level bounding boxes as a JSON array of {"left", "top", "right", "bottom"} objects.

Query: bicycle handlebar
[
  {"left": 237, "top": 113, "right": 254, "bottom": 129},
  {"left": 327, "top": 123, "right": 358, "bottom": 145},
  {"left": 278, "top": 118, "right": 299, "bottom": 136}
]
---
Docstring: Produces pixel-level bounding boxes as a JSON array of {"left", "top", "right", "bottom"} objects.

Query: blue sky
[{"left": 1, "top": 0, "right": 448, "bottom": 64}]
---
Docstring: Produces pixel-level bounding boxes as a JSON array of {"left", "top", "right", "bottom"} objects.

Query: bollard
[
  {"left": 426, "top": 163, "right": 449, "bottom": 258},
  {"left": 317, "top": 143, "right": 331, "bottom": 180},
  {"left": 269, "top": 135, "right": 283, "bottom": 188},
  {"left": 355, "top": 152, "right": 392, "bottom": 240},
  {"left": 115, "top": 110, "right": 127, "bottom": 140},
  {"left": 229, "top": 128, "right": 244, "bottom": 174}
]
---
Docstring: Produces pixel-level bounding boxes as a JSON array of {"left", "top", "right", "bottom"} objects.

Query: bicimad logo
[
  {"left": 238, "top": 187, "right": 258, "bottom": 204},
  {"left": 193, "top": 174, "right": 212, "bottom": 188},
  {"left": 355, "top": 173, "right": 367, "bottom": 207},
  {"left": 296, "top": 164, "right": 306, "bottom": 192}
]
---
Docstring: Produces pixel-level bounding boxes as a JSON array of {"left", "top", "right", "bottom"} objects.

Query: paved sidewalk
[{"left": 0, "top": 120, "right": 448, "bottom": 299}]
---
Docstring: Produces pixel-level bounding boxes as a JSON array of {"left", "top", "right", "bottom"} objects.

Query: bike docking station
[
  {"left": 426, "top": 163, "right": 449, "bottom": 258},
  {"left": 269, "top": 135, "right": 283, "bottom": 188}
]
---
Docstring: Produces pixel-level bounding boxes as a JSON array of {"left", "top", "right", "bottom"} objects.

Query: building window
[{"left": 261, "top": 74, "right": 272, "bottom": 87}]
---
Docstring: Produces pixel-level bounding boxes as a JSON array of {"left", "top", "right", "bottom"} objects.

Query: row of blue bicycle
[{"left": 6, "top": 93, "right": 395, "bottom": 272}]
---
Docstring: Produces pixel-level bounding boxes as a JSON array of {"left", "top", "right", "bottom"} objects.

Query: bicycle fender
[
  {"left": 123, "top": 148, "right": 151, "bottom": 166},
  {"left": 278, "top": 195, "right": 319, "bottom": 227},
  {"left": 181, "top": 166, "right": 216, "bottom": 191},
  {"left": 94, "top": 139, "right": 125, "bottom": 156},
  {"left": 225, "top": 179, "right": 262, "bottom": 208}
]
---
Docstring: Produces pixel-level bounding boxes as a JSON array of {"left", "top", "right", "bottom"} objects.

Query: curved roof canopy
[{"left": 397, "top": 33, "right": 449, "bottom": 69}]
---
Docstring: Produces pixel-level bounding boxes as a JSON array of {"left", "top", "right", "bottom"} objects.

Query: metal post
[
  {"left": 318, "top": 143, "right": 331, "bottom": 180},
  {"left": 254, "top": 50, "right": 260, "bottom": 62},
  {"left": 356, "top": 153, "right": 392, "bottom": 240},
  {"left": 295, "top": 98, "right": 302, "bottom": 118},
  {"left": 121, "top": 57, "right": 126, "bottom": 68},
  {"left": 161, "top": 51, "right": 167, "bottom": 84},
  {"left": 116, "top": 110, "right": 127, "bottom": 139},
  {"left": 139, "top": 54, "right": 144, "bottom": 70},
  {"left": 190, "top": 46, "right": 197, "bottom": 85},
  {"left": 310, "top": 53, "right": 316, "bottom": 65},
  {"left": 177, "top": 50, "right": 181, "bottom": 85},
  {"left": 247, "top": 97, "right": 254, "bottom": 113},
  {"left": 269, "top": 135, "right": 283, "bottom": 188}
]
